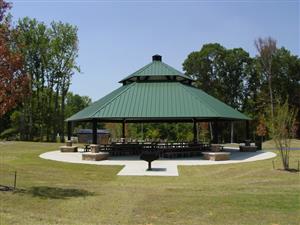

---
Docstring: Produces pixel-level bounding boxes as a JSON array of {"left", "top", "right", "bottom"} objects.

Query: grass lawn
[
  {"left": 224, "top": 139, "right": 300, "bottom": 149},
  {"left": 0, "top": 141, "right": 299, "bottom": 225}
]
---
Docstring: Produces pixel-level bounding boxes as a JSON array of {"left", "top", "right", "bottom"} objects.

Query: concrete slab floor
[{"left": 40, "top": 148, "right": 276, "bottom": 177}]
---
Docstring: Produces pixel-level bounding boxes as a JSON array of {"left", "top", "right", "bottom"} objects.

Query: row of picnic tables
[{"left": 84, "top": 142, "right": 212, "bottom": 158}]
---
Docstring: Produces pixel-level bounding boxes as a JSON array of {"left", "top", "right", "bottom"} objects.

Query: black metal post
[
  {"left": 122, "top": 120, "right": 126, "bottom": 139},
  {"left": 246, "top": 120, "right": 250, "bottom": 140},
  {"left": 193, "top": 119, "right": 197, "bottom": 143},
  {"left": 213, "top": 120, "right": 219, "bottom": 144},
  {"left": 148, "top": 161, "right": 152, "bottom": 170},
  {"left": 67, "top": 121, "right": 72, "bottom": 141},
  {"left": 14, "top": 171, "right": 17, "bottom": 190},
  {"left": 92, "top": 119, "right": 97, "bottom": 144}
]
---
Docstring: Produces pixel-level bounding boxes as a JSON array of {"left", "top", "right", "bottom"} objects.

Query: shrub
[{"left": 0, "top": 128, "right": 18, "bottom": 140}]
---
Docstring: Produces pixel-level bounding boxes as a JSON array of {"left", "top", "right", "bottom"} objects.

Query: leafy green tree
[
  {"left": 183, "top": 44, "right": 253, "bottom": 111},
  {"left": 49, "top": 21, "right": 79, "bottom": 142},
  {"left": 254, "top": 46, "right": 300, "bottom": 138},
  {"left": 183, "top": 43, "right": 254, "bottom": 142},
  {"left": 65, "top": 92, "right": 91, "bottom": 118},
  {"left": 183, "top": 43, "right": 225, "bottom": 99},
  {"left": 221, "top": 48, "right": 252, "bottom": 110},
  {"left": 14, "top": 18, "right": 79, "bottom": 141},
  {"left": 146, "top": 127, "right": 160, "bottom": 140},
  {"left": 271, "top": 48, "right": 300, "bottom": 108},
  {"left": 14, "top": 18, "right": 50, "bottom": 140}
]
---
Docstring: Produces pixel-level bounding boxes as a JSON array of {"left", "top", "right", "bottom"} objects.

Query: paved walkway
[{"left": 40, "top": 148, "right": 276, "bottom": 176}]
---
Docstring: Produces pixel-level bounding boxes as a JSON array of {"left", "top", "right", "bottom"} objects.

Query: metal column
[
  {"left": 67, "top": 121, "right": 72, "bottom": 141},
  {"left": 92, "top": 119, "right": 97, "bottom": 144},
  {"left": 213, "top": 120, "right": 219, "bottom": 144},
  {"left": 246, "top": 120, "right": 250, "bottom": 140},
  {"left": 193, "top": 119, "right": 197, "bottom": 143}
]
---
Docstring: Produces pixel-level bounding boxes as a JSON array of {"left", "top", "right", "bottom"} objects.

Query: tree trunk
[
  {"left": 268, "top": 73, "right": 274, "bottom": 119},
  {"left": 46, "top": 79, "right": 54, "bottom": 142},
  {"left": 60, "top": 85, "right": 67, "bottom": 143},
  {"left": 60, "top": 96, "right": 65, "bottom": 143},
  {"left": 52, "top": 83, "right": 60, "bottom": 142}
]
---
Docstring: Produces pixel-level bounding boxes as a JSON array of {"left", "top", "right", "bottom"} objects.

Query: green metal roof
[
  {"left": 119, "top": 55, "right": 193, "bottom": 83},
  {"left": 67, "top": 82, "right": 250, "bottom": 122}
]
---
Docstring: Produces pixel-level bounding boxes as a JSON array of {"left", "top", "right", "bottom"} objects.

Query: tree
[
  {"left": 183, "top": 44, "right": 252, "bottom": 110},
  {"left": 254, "top": 46, "right": 300, "bottom": 138},
  {"left": 183, "top": 43, "right": 253, "bottom": 141},
  {"left": 14, "top": 17, "right": 52, "bottom": 140},
  {"left": 266, "top": 99, "right": 298, "bottom": 170},
  {"left": 14, "top": 18, "right": 79, "bottom": 141},
  {"left": 0, "top": 0, "right": 29, "bottom": 117},
  {"left": 183, "top": 43, "right": 225, "bottom": 99},
  {"left": 255, "top": 37, "right": 277, "bottom": 118},
  {"left": 221, "top": 48, "right": 252, "bottom": 110},
  {"left": 271, "top": 47, "right": 300, "bottom": 108},
  {"left": 49, "top": 21, "right": 79, "bottom": 142},
  {"left": 65, "top": 92, "right": 91, "bottom": 118}
]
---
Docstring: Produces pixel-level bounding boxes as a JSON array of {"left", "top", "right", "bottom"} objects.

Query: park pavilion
[{"left": 66, "top": 55, "right": 250, "bottom": 153}]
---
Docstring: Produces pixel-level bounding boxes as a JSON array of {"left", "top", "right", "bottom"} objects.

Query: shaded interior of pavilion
[{"left": 67, "top": 118, "right": 251, "bottom": 158}]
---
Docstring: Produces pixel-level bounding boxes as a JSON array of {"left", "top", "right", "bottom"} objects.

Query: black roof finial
[{"left": 152, "top": 54, "right": 162, "bottom": 62}]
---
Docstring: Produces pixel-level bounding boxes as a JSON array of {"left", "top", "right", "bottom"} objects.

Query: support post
[
  {"left": 92, "top": 119, "right": 97, "bottom": 144},
  {"left": 196, "top": 123, "right": 199, "bottom": 143},
  {"left": 148, "top": 161, "right": 152, "bottom": 171},
  {"left": 193, "top": 119, "right": 197, "bottom": 143},
  {"left": 230, "top": 121, "right": 234, "bottom": 143},
  {"left": 67, "top": 121, "right": 72, "bottom": 141},
  {"left": 212, "top": 120, "right": 219, "bottom": 144},
  {"left": 141, "top": 123, "right": 144, "bottom": 140},
  {"left": 246, "top": 120, "right": 250, "bottom": 140}
]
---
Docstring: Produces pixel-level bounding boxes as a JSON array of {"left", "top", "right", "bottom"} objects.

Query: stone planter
[
  {"left": 202, "top": 152, "right": 230, "bottom": 161},
  {"left": 60, "top": 140, "right": 78, "bottom": 152},
  {"left": 90, "top": 144, "right": 99, "bottom": 153},
  {"left": 66, "top": 140, "right": 73, "bottom": 147},
  {"left": 60, "top": 146, "right": 78, "bottom": 152},
  {"left": 82, "top": 152, "right": 109, "bottom": 161}
]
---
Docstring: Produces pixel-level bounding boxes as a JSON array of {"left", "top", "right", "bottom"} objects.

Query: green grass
[
  {"left": 0, "top": 141, "right": 299, "bottom": 225},
  {"left": 262, "top": 139, "right": 300, "bottom": 149},
  {"left": 223, "top": 138, "right": 300, "bottom": 149}
]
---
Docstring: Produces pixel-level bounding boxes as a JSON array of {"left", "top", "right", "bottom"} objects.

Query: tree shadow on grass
[{"left": 16, "top": 186, "right": 94, "bottom": 199}]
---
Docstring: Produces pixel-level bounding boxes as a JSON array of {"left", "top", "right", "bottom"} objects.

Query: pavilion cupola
[
  {"left": 119, "top": 55, "right": 194, "bottom": 85},
  {"left": 152, "top": 54, "right": 162, "bottom": 61}
]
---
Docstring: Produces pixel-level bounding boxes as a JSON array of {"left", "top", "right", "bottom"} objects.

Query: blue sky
[{"left": 11, "top": 0, "right": 299, "bottom": 101}]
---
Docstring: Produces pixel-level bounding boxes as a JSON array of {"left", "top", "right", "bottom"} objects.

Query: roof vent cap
[{"left": 152, "top": 54, "right": 162, "bottom": 62}]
